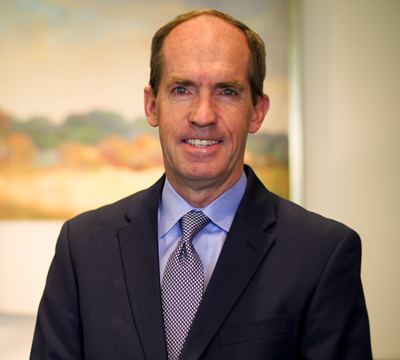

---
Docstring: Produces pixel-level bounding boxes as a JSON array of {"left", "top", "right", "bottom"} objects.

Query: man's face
[{"left": 145, "top": 16, "right": 269, "bottom": 195}]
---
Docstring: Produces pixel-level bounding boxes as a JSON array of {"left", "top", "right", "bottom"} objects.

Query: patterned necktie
[{"left": 161, "top": 210, "right": 211, "bottom": 360}]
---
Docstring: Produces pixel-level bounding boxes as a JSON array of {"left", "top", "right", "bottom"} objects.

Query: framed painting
[{"left": 0, "top": 0, "right": 303, "bottom": 314}]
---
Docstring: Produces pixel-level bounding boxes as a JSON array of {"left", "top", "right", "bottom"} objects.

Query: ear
[
  {"left": 144, "top": 86, "right": 159, "bottom": 127},
  {"left": 249, "top": 94, "right": 270, "bottom": 134}
]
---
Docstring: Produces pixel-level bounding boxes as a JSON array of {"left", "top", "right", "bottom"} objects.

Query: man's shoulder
[
  {"left": 70, "top": 192, "right": 138, "bottom": 227},
  {"left": 271, "top": 192, "right": 354, "bottom": 238},
  {"left": 244, "top": 166, "right": 356, "bottom": 243},
  {"left": 66, "top": 175, "right": 164, "bottom": 233}
]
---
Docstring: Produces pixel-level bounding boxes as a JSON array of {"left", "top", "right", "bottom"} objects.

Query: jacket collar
[{"left": 117, "top": 175, "right": 168, "bottom": 360}]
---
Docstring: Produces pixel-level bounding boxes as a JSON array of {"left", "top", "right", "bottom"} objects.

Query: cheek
[
  {"left": 158, "top": 119, "right": 181, "bottom": 147},
  {"left": 227, "top": 117, "right": 252, "bottom": 141},
  {"left": 159, "top": 104, "right": 186, "bottom": 129}
]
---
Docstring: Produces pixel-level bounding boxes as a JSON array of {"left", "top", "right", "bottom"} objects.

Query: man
[{"left": 31, "top": 10, "right": 372, "bottom": 360}]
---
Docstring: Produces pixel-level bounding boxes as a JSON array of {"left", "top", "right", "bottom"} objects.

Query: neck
[{"left": 166, "top": 169, "right": 243, "bottom": 208}]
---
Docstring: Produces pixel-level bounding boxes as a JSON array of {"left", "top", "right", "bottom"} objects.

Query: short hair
[{"left": 149, "top": 9, "right": 266, "bottom": 105}]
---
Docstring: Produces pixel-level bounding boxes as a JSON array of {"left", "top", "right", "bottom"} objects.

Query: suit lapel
[
  {"left": 180, "top": 166, "right": 277, "bottom": 360},
  {"left": 117, "top": 177, "right": 168, "bottom": 360}
]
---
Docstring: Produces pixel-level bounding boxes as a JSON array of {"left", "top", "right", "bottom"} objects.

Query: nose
[{"left": 188, "top": 92, "right": 217, "bottom": 127}]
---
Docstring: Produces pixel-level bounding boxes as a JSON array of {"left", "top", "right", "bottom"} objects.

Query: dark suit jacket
[{"left": 31, "top": 166, "right": 372, "bottom": 359}]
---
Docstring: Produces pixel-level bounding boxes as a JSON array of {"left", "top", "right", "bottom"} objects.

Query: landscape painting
[{"left": 0, "top": 0, "right": 289, "bottom": 220}]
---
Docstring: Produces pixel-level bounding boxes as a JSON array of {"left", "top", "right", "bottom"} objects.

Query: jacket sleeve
[
  {"left": 30, "top": 221, "right": 83, "bottom": 360},
  {"left": 300, "top": 230, "right": 373, "bottom": 359}
]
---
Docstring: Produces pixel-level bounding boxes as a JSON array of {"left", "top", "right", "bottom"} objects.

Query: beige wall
[{"left": 301, "top": 0, "right": 400, "bottom": 358}]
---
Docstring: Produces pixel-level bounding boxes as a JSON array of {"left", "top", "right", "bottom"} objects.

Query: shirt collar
[{"left": 159, "top": 172, "right": 247, "bottom": 237}]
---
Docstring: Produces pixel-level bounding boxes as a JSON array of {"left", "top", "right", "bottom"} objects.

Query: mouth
[{"left": 184, "top": 139, "right": 221, "bottom": 148}]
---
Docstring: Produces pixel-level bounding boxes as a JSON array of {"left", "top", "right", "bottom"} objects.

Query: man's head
[
  {"left": 144, "top": 11, "right": 269, "bottom": 207},
  {"left": 149, "top": 9, "right": 266, "bottom": 106}
]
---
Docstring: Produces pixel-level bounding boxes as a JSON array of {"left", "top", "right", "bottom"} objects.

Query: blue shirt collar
[{"left": 159, "top": 172, "right": 247, "bottom": 238}]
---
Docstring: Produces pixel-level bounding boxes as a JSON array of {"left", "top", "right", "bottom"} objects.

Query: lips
[{"left": 184, "top": 139, "right": 221, "bottom": 148}]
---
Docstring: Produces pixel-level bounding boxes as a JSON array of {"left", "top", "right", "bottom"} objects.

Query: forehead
[{"left": 162, "top": 16, "right": 251, "bottom": 77}]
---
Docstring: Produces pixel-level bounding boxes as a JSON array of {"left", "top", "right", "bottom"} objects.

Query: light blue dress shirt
[{"left": 158, "top": 172, "right": 247, "bottom": 290}]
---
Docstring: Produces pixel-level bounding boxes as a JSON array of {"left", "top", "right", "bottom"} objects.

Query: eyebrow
[
  {"left": 168, "top": 76, "right": 196, "bottom": 87},
  {"left": 168, "top": 77, "right": 245, "bottom": 91},
  {"left": 215, "top": 80, "right": 245, "bottom": 91}
]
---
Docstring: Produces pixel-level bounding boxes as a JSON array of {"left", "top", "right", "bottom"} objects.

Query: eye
[
  {"left": 222, "top": 89, "right": 236, "bottom": 96},
  {"left": 173, "top": 87, "right": 187, "bottom": 95}
]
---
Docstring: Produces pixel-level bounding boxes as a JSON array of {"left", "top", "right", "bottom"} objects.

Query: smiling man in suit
[{"left": 31, "top": 9, "right": 373, "bottom": 360}]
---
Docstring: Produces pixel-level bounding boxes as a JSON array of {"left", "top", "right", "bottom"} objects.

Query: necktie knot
[{"left": 181, "top": 210, "right": 211, "bottom": 245}]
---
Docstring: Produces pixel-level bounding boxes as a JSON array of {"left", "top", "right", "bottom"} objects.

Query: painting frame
[{"left": 0, "top": 0, "right": 303, "bottom": 315}]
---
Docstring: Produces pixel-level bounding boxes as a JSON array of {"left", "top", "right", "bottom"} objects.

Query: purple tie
[{"left": 161, "top": 210, "right": 211, "bottom": 360}]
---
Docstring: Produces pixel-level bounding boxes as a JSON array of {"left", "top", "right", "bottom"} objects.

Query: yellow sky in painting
[
  {"left": 0, "top": 0, "right": 288, "bottom": 133},
  {"left": 1, "top": 27, "right": 152, "bottom": 123}
]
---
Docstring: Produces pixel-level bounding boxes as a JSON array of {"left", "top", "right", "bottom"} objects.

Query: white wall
[
  {"left": 301, "top": 0, "right": 400, "bottom": 359},
  {"left": 0, "top": 222, "right": 61, "bottom": 359}
]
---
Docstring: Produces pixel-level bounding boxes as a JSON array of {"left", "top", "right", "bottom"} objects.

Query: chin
[{"left": 181, "top": 164, "right": 228, "bottom": 183}]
